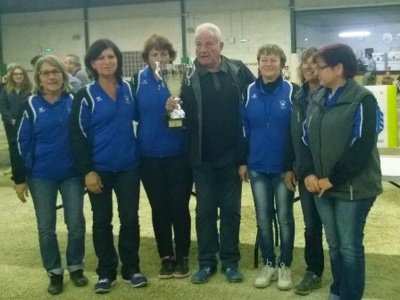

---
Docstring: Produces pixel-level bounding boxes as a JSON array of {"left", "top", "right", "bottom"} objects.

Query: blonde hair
[
  {"left": 297, "top": 47, "right": 319, "bottom": 84},
  {"left": 33, "top": 55, "right": 70, "bottom": 94},
  {"left": 6, "top": 65, "right": 32, "bottom": 94}
]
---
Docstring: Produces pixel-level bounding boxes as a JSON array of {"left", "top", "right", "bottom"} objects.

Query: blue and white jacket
[
  {"left": 16, "top": 93, "right": 79, "bottom": 180},
  {"left": 242, "top": 76, "right": 297, "bottom": 173},
  {"left": 69, "top": 79, "right": 139, "bottom": 174},
  {"left": 131, "top": 66, "right": 186, "bottom": 157}
]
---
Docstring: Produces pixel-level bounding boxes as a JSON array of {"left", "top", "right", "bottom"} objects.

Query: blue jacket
[
  {"left": 132, "top": 66, "right": 186, "bottom": 157},
  {"left": 242, "top": 76, "right": 295, "bottom": 173},
  {"left": 69, "top": 79, "right": 140, "bottom": 174},
  {"left": 16, "top": 93, "right": 79, "bottom": 180}
]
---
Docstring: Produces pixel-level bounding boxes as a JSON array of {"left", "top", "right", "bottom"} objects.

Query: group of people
[{"left": 1, "top": 21, "right": 382, "bottom": 300}]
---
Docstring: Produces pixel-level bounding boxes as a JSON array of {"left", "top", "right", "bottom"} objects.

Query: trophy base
[{"left": 167, "top": 117, "right": 184, "bottom": 129}]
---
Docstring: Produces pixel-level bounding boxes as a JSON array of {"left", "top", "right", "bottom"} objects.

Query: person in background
[
  {"left": 0, "top": 65, "right": 32, "bottom": 175},
  {"left": 64, "top": 54, "right": 91, "bottom": 85},
  {"left": 284, "top": 47, "right": 325, "bottom": 295},
  {"left": 362, "top": 52, "right": 377, "bottom": 86},
  {"left": 131, "top": 34, "right": 193, "bottom": 279},
  {"left": 304, "top": 43, "right": 383, "bottom": 300},
  {"left": 69, "top": 39, "right": 147, "bottom": 294},
  {"left": 241, "top": 44, "right": 298, "bottom": 291},
  {"left": 9, "top": 55, "right": 87, "bottom": 295},
  {"left": 381, "top": 67, "right": 394, "bottom": 85},
  {"left": 31, "top": 55, "right": 84, "bottom": 94},
  {"left": 167, "top": 23, "right": 255, "bottom": 284}
]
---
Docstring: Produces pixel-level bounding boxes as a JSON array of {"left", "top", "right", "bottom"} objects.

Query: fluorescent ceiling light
[{"left": 339, "top": 31, "right": 370, "bottom": 38}]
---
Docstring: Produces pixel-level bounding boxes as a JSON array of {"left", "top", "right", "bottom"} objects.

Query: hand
[
  {"left": 304, "top": 174, "right": 320, "bottom": 193},
  {"left": 284, "top": 171, "right": 297, "bottom": 192},
  {"left": 85, "top": 171, "right": 103, "bottom": 194},
  {"left": 318, "top": 177, "right": 333, "bottom": 197},
  {"left": 14, "top": 183, "right": 29, "bottom": 203},
  {"left": 238, "top": 165, "right": 249, "bottom": 182},
  {"left": 165, "top": 96, "right": 180, "bottom": 112}
]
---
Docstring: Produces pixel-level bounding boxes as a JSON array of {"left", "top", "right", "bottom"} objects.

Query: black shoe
[
  {"left": 174, "top": 257, "right": 190, "bottom": 278},
  {"left": 70, "top": 269, "right": 89, "bottom": 287},
  {"left": 158, "top": 257, "right": 175, "bottom": 279},
  {"left": 48, "top": 274, "right": 63, "bottom": 295}
]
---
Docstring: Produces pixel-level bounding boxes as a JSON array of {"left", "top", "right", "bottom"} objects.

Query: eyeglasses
[
  {"left": 315, "top": 65, "right": 330, "bottom": 72},
  {"left": 13, "top": 72, "right": 24, "bottom": 76},
  {"left": 38, "top": 69, "right": 61, "bottom": 77}
]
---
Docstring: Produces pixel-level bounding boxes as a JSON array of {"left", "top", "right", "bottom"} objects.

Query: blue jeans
[
  {"left": 28, "top": 176, "right": 85, "bottom": 276},
  {"left": 249, "top": 171, "right": 294, "bottom": 267},
  {"left": 193, "top": 161, "right": 242, "bottom": 270},
  {"left": 299, "top": 181, "right": 324, "bottom": 277},
  {"left": 314, "top": 195, "right": 375, "bottom": 300},
  {"left": 88, "top": 168, "right": 141, "bottom": 280}
]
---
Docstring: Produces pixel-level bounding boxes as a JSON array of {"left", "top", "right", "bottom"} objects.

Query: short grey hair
[{"left": 194, "top": 23, "right": 222, "bottom": 43}]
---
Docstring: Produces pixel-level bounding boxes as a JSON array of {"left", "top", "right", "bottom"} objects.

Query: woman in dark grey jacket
[
  {"left": 0, "top": 65, "right": 32, "bottom": 174},
  {"left": 303, "top": 43, "right": 383, "bottom": 300}
]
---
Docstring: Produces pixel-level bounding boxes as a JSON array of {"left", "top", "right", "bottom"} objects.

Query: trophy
[{"left": 155, "top": 61, "right": 195, "bottom": 128}]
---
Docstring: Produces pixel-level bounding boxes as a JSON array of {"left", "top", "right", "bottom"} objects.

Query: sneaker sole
[
  {"left": 277, "top": 284, "right": 293, "bottom": 291},
  {"left": 294, "top": 282, "right": 322, "bottom": 295},
  {"left": 122, "top": 278, "right": 148, "bottom": 288},
  {"left": 227, "top": 278, "right": 243, "bottom": 283},
  {"left": 158, "top": 274, "right": 174, "bottom": 279},
  {"left": 174, "top": 272, "right": 190, "bottom": 278}
]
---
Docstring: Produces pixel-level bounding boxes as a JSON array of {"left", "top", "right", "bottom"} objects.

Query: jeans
[
  {"left": 314, "top": 195, "right": 376, "bottom": 300},
  {"left": 299, "top": 181, "right": 324, "bottom": 277},
  {"left": 27, "top": 176, "right": 85, "bottom": 276},
  {"left": 88, "top": 168, "right": 141, "bottom": 280},
  {"left": 249, "top": 171, "right": 294, "bottom": 267},
  {"left": 140, "top": 155, "right": 192, "bottom": 259},
  {"left": 193, "top": 161, "right": 242, "bottom": 269}
]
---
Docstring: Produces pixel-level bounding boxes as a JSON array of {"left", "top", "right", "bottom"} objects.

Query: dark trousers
[
  {"left": 140, "top": 155, "right": 192, "bottom": 259},
  {"left": 88, "top": 168, "right": 140, "bottom": 280},
  {"left": 193, "top": 160, "right": 242, "bottom": 270},
  {"left": 3, "top": 121, "right": 14, "bottom": 158},
  {"left": 299, "top": 181, "right": 324, "bottom": 277}
]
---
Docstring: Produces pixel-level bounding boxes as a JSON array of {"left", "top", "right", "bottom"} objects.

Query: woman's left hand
[
  {"left": 318, "top": 177, "right": 333, "bottom": 197},
  {"left": 14, "top": 183, "right": 29, "bottom": 203}
]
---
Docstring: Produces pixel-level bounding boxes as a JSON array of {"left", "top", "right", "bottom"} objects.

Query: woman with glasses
[
  {"left": 69, "top": 39, "right": 147, "bottom": 294},
  {"left": 0, "top": 65, "right": 32, "bottom": 174},
  {"left": 303, "top": 43, "right": 383, "bottom": 300},
  {"left": 10, "top": 56, "right": 87, "bottom": 295},
  {"left": 284, "top": 48, "right": 325, "bottom": 295}
]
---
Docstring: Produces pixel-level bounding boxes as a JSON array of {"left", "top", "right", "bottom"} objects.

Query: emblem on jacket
[
  {"left": 251, "top": 93, "right": 257, "bottom": 99},
  {"left": 38, "top": 107, "right": 45, "bottom": 113},
  {"left": 141, "top": 79, "right": 148, "bottom": 85},
  {"left": 279, "top": 100, "right": 287, "bottom": 109},
  {"left": 96, "top": 96, "right": 103, "bottom": 102}
]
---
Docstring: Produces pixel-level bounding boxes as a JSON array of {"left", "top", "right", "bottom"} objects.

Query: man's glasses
[{"left": 38, "top": 69, "right": 62, "bottom": 77}]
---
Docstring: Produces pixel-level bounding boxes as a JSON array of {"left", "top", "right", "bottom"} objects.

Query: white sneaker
[
  {"left": 254, "top": 262, "right": 278, "bottom": 288},
  {"left": 277, "top": 262, "right": 293, "bottom": 290}
]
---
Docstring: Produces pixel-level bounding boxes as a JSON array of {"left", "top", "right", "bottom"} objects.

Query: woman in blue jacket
[
  {"left": 131, "top": 34, "right": 192, "bottom": 279},
  {"left": 11, "top": 56, "right": 87, "bottom": 295},
  {"left": 241, "top": 44, "right": 298, "bottom": 291},
  {"left": 69, "top": 39, "right": 147, "bottom": 293}
]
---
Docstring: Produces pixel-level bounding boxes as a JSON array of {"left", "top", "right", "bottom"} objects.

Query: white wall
[
  {"left": 1, "top": 0, "right": 399, "bottom": 77},
  {"left": 0, "top": 0, "right": 292, "bottom": 76}
]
